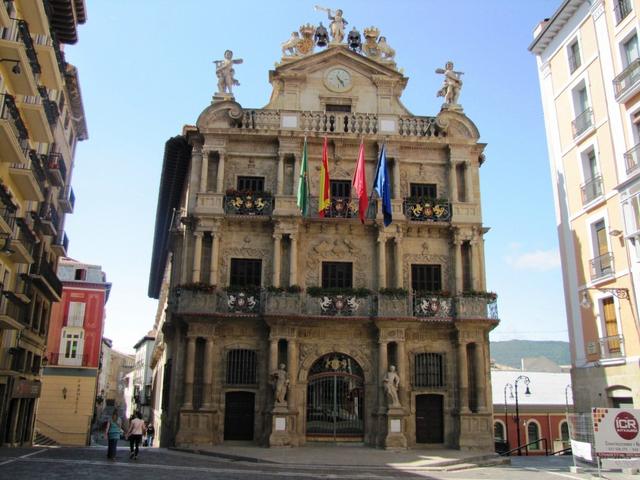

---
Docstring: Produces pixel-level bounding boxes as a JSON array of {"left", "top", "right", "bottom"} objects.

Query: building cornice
[{"left": 529, "top": 0, "right": 588, "bottom": 55}]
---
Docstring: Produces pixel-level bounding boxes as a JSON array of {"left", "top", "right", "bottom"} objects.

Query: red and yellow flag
[
  {"left": 318, "top": 136, "right": 330, "bottom": 217},
  {"left": 352, "top": 140, "right": 368, "bottom": 224}
]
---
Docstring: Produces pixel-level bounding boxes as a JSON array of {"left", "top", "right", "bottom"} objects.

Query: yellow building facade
[{"left": 531, "top": 0, "right": 640, "bottom": 411}]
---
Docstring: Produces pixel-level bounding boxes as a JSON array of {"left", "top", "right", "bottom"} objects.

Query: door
[
  {"left": 415, "top": 394, "right": 444, "bottom": 443},
  {"left": 306, "top": 353, "right": 364, "bottom": 440},
  {"left": 224, "top": 391, "right": 254, "bottom": 441}
]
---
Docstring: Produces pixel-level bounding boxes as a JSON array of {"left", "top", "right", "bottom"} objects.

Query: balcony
[
  {"left": 29, "top": 256, "right": 62, "bottom": 300},
  {"left": 47, "top": 352, "right": 89, "bottom": 367},
  {"left": 0, "top": 1, "right": 9, "bottom": 28},
  {"left": 413, "top": 293, "right": 454, "bottom": 320},
  {"left": 0, "top": 24, "right": 38, "bottom": 96},
  {"left": 403, "top": 198, "right": 452, "bottom": 222},
  {"left": 0, "top": 206, "right": 16, "bottom": 235},
  {"left": 614, "top": 0, "right": 633, "bottom": 25},
  {"left": 0, "top": 94, "right": 30, "bottom": 165},
  {"left": 17, "top": 93, "right": 52, "bottom": 143},
  {"left": 572, "top": 108, "right": 594, "bottom": 138},
  {"left": 307, "top": 196, "right": 363, "bottom": 219},
  {"left": 9, "top": 218, "right": 36, "bottom": 264},
  {"left": 9, "top": 151, "right": 47, "bottom": 202},
  {"left": 58, "top": 186, "right": 75, "bottom": 213},
  {"left": 624, "top": 143, "right": 640, "bottom": 175},
  {"left": 580, "top": 175, "right": 603, "bottom": 205},
  {"left": 18, "top": 0, "right": 50, "bottom": 35},
  {"left": 455, "top": 295, "right": 499, "bottom": 319},
  {"left": 0, "top": 290, "right": 28, "bottom": 330},
  {"left": 613, "top": 59, "right": 640, "bottom": 103},
  {"left": 46, "top": 152, "right": 67, "bottom": 186},
  {"left": 16, "top": 20, "right": 41, "bottom": 76},
  {"left": 590, "top": 252, "right": 614, "bottom": 281},
  {"left": 51, "top": 231, "right": 68, "bottom": 257},
  {"left": 37, "top": 86, "right": 60, "bottom": 126},
  {"left": 304, "top": 292, "right": 374, "bottom": 316},
  {"left": 34, "top": 36, "right": 64, "bottom": 91},
  {"left": 224, "top": 191, "right": 273, "bottom": 216},
  {"left": 38, "top": 203, "right": 59, "bottom": 236},
  {"left": 598, "top": 334, "right": 625, "bottom": 361}
]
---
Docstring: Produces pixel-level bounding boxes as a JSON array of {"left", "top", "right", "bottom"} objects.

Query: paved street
[{"left": 1, "top": 445, "right": 639, "bottom": 480}]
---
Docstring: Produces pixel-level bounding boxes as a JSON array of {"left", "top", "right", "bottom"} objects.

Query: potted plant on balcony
[{"left": 265, "top": 285, "right": 302, "bottom": 314}]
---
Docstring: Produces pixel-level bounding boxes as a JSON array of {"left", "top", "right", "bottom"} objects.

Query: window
[
  {"left": 494, "top": 422, "right": 505, "bottom": 442},
  {"left": 237, "top": 176, "right": 264, "bottom": 192},
  {"left": 322, "top": 261, "right": 353, "bottom": 288},
  {"left": 410, "top": 183, "right": 437, "bottom": 199},
  {"left": 74, "top": 268, "right": 86, "bottom": 280},
  {"left": 602, "top": 297, "right": 621, "bottom": 354},
  {"left": 572, "top": 83, "right": 592, "bottom": 137},
  {"left": 59, "top": 327, "right": 84, "bottom": 366},
  {"left": 327, "top": 180, "right": 355, "bottom": 218},
  {"left": 411, "top": 264, "right": 442, "bottom": 292},
  {"left": 326, "top": 104, "right": 351, "bottom": 112},
  {"left": 527, "top": 421, "right": 541, "bottom": 450},
  {"left": 414, "top": 353, "right": 445, "bottom": 387},
  {"left": 462, "top": 242, "right": 472, "bottom": 291},
  {"left": 615, "top": 0, "right": 633, "bottom": 24},
  {"left": 581, "top": 149, "right": 603, "bottom": 204},
  {"left": 229, "top": 258, "right": 262, "bottom": 287},
  {"left": 67, "top": 302, "right": 86, "bottom": 327},
  {"left": 226, "top": 349, "right": 257, "bottom": 385},
  {"left": 623, "top": 34, "right": 639, "bottom": 66},
  {"left": 591, "top": 220, "right": 612, "bottom": 278},
  {"left": 627, "top": 193, "right": 640, "bottom": 233},
  {"left": 330, "top": 179, "right": 351, "bottom": 198},
  {"left": 568, "top": 40, "right": 581, "bottom": 73}
]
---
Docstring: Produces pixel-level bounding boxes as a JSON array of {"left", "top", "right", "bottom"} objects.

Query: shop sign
[
  {"left": 593, "top": 408, "right": 640, "bottom": 457},
  {"left": 12, "top": 380, "right": 42, "bottom": 398}
]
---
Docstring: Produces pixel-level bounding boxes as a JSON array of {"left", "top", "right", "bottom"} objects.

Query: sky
[{"left": 62, "top": 0, "right": 564, "bottom": 352}]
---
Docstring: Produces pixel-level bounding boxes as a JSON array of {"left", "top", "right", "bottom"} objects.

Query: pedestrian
[
  {"left": 104, "top": 410, "right": 123, "bottom": 460},
  {"left": 125, "top": 411, "right": 146, "bottom": 460},
  {"left": 145, "top": 422, "right": 155, "bottom": 447}
]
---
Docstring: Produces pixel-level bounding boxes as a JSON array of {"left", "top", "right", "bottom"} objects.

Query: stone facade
[{"left": 149, "top": 41, "right": 497, "bottom": 450}]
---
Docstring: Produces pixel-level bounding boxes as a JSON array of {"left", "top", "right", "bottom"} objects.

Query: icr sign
[{"left": 593, "top": 408, "right": 640, "bottom": 457}]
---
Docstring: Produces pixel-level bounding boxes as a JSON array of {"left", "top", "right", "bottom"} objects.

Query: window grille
[
  {"left": 414, "top": 352, "right": 445, "bottom": 387},
  {"left": 322, "top": 262, "right": 353, "bottom": 288},
  {"left": 226, "top": 349, "right": 257, "bottom": 385},
  {"left": 237, "top": 176, "right": 264, "bottom": 192},
  {"left": 411, "top": 264, "right": 442, "bottom": 292},
  {"left": 410, "top": 183, "right": 437, "bottom": 199},
  {"left": 230, "top": 258, "right": 262, "bottom": 287},
  {"left": 330, "top": 180, "right": 351, "bottom": 198}
]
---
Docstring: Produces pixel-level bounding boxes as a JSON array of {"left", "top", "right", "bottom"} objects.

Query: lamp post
[
  {"left": 514, "top": 375, "right": 531, "bottom": 456},
  {"left": 564, "top": 384, "right": 572, "bottom": 414},
  {"left": 504, "top": 383, "right": 513, "bottom": 450}
]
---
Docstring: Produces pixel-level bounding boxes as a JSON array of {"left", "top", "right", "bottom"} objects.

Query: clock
[{"left": 325, "top": 68, "right": 352, "bottom": 92}]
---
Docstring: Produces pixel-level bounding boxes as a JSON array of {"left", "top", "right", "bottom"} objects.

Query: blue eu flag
[{"left": 373, "top": 144, "right": 392, "bottom": 226}]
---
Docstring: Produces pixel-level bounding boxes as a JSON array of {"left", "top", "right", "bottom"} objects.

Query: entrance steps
[{"left": 33, "top": 430, "right": 59, "bottom": 447}]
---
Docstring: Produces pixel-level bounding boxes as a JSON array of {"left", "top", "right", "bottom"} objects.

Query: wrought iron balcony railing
[
  {"left": 572, "top": 108, "right": 594, "bottom": 138},
  {"left": 599, "top": 334, "right": 624, "bottom": 358},
  {"left": 29, "top": 256, "right": 63, "bottom": 298},
  {"left": 0, "top": 206, "right": 16, "bottom": 231},
  {"left": 307, "top": 196, "right": 362, "bottom": 219},
  {"left": 46, "top": 151, "right": 67, "bottom": 184},
  {"left": 58, "top": 185, "right": 75, "bottom": 213},
  {"left": 37, "top": 86, "right": 60, "bottom": 125},
  {"left": 403, "top": 198, "right": 451, "bottom": 222},
  {"left": 413, "top": 293, "right": 453, "bottom": 319},
  {"left": 590, "top": 252, "right": 614, "bottom": 280},
  {"left": 613, "top": 58, "right": 640, "bottom": 100},
  {"left": 1, "top": 93, "right": 30, "bottom": 141},
  {"left": 14, "top": 217, "right": 37, "bottom": 254},
  {"left": 39, "top": 203, "right": 59, "bottom": 230},
  {"left": 224, "top": 192, "right": 273, "bottom": 216},
  {"left": 53, "top": 231, "right": 69, "bottom": 253},
  {"left": 28, "top": 150, "right": 47, "bottom": 185},
  {"left": 17, "top": 20, "right": 41, "bottom": 75},
  {"left": 580, "top": 175, "right": 603, "bottom": 204},
  {"left": 614, "top": 0, "right": 633, "bottom": 25},
  {"left": 568, "top": 52, "right": 581, "bottom": 74},
  {"left": 624, "top": 143, "right": 640, "bottom": 175}
]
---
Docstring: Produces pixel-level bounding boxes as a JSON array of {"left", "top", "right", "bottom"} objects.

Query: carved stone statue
[
  {"left": 362, "top": 26, "right": 381, "bottom": 58},
  {"left": 282, "top": 31, "right": 302, "bottom": 57},
  {"left": 383, "top": 365, "right": 401, "bottom": 408},
  {"left": 377, "top": 36, "right": 395, "bottom": 62},
  {"left": 314, "top": 6, "right": 347, "bottom": 44},
  {"left": 214, "top": 50, "right": 243, "bottom": 96},
  {"left": 347, "top": 27, "right": 361, "bottom": 52},
  {"left": 272, "top": 363, "right": 289, "bottom": 405},
  {"left": 314, "top": 22, "right": 329, "bottom": 47},
  {"left": 436, "top": 61, "right": 464, "bottom": 107}
]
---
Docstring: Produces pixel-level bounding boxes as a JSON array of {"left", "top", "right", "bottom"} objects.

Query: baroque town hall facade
[{"left": 148, "top": 18, "right": 498, "bottom": 449}]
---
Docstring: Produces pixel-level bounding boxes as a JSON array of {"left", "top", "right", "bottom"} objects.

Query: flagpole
[{"left": 367, "top": 142, "right": 384, "bottom": 220}]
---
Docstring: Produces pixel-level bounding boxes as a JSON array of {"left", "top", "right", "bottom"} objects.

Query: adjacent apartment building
[
  {"left": 149, "top": 17, "right": 498, "bottom": 448},
  {"left": 0, "top": 0, "right": 87, "bottom": 446},
  {"left": 530, "top": 0, "right": 640, "bottom": 411},
  {"left": 36, "top": 257, "right": 110, "bottom": 445}
]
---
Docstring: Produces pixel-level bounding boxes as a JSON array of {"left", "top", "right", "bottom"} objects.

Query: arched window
[
  {"left": 560, "top": 421, "right": 570, "bottom": 444},
  {"left": 527, "top": 421, "right": 541, "bottom": 450},
  {"left": 494, "top": 421, "right": 505, "bottom": 441}
]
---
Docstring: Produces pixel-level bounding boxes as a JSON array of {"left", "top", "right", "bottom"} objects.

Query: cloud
[{"left": 505, "top": 248, "right": 560, "bottom": 272}]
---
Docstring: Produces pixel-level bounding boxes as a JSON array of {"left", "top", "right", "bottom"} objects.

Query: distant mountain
[{"left": 490, "top": 340, "right": 571, "bottom": 369}]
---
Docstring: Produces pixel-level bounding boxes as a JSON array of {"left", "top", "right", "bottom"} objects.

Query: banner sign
[
  {"left": 12, "top": 380, "right": 42, "bottom": 398},
  {"left": 593, "top": 408, "right": 640, "bottom": 457}
]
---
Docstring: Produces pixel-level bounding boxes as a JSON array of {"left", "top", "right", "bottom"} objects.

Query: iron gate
[{"left": 306, "top": 353, "right": 364, "bottom": 439}]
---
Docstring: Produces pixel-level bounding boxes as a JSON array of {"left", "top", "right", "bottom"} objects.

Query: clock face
[{"left": 325, "top": 68, "right": 352, "bottom": 92}]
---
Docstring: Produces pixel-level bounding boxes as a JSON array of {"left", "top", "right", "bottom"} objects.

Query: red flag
[
  {"left": 318, "top": 136, "right": 330, "bottom": 217},
  {"left": 352, "top": 140, "right": 368, "bottom": 223}
]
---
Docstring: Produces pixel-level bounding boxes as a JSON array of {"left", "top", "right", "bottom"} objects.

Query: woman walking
[
  {"left": 104, "top": 410, "right": 123, "bottom": 460},
  {"left": 125, "top": 411, "right": 146, "bottom": 460}
]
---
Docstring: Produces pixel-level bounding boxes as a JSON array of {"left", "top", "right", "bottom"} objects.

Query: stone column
[
  {"left": 277, "top": 154, "right": 285, "bottom": 195},
  {"left": 394, "top": 236, "right": 403, "bottom": 288},
  {"left": 203, "top": 336, "right": 214, "bottom": 409},
  {"left": 458, "top": 340, "right": 469, "bottom": 413},
  {"left": 273, "top": 233, "right": 282, "bottom": 287},
  {"left": 192, "top": 232, "right": 203, "bottom": 283},
  {"left": 189, "top": 142, "right": 203, "bottom": 209},
  {"left": 216, "top": 152, "right": 225, "bottom": 193},
  {"left": 453, "top": 239, "right": 463, "bottom": 294},
  {"left": 210, "top": 231, "right": 220, "bottom": 285},
  {"left": 183, "top": 336, "right": 197, "bottom": 409},
  {"left": 465, "top": 161, "right": 473, "bottom": 203},
  {"left": 396, "top": 340, "right": 406, "bottom": 406},
  {"left": 287, "top": 339, "right": 298, "bottom": 410},
  {"left": 289, "top": 234, "right": 298, "bottom": 286},
  {"left": 478, "top": 236, "right": 486, "bottom": 291},
  {"left": 377, "top": 235, "right": 386, "bottom": 289},
  {"left": 393, "top": 157, "right": 400, "bottom": 199},
  {"left": 269, "top": 338, "right": 278, "bottom": 373},
  {"left": 449, "top": 160, "right": 458, "bottom": 203},
  {"left": 200, "top": 150, "right": 209, "bottom": 193},
  {"left": 292, "top": 153, "right": 300, "bottom": 193},
  {"left": 378, "top": 341, "right": 388, "bottom": 410},
  {"left": 475, "top": 341, "right": 487, "bottom": 412},
  {"left": 470, "top": 239, "right": 480, "bottom": 291}
]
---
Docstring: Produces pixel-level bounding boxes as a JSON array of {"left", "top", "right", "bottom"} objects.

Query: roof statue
[
  {"left": 276, "top": 8, "right": 398, "bottom": 70},
  {"left": 214, "top": 50, "right": 243, "bottom": 99},
  {"left": 436, "top": 61, "right": 464, "bottom": 111}
]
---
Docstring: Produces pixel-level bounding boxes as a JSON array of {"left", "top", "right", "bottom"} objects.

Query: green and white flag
[{"left": 296, "top": 137, "right": 309, "bottom": 216}]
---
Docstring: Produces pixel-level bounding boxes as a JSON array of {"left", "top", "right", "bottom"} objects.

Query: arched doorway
[{"left": 306, "top": 353, "right": 364, "bottom": 440}]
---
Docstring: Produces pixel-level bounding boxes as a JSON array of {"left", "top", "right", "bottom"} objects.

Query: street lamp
[
  {"left": 564, "top": 384, "right": 572, "bottom": 414},
  {"left": 514, "top": 375, "right": 531, "bottom": 456},
  {"left": 579, "top": 287, "right": 629, "bottom": 309},
  {"left": 503, "top": 383, "right": 513, "bottom": 450}
]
